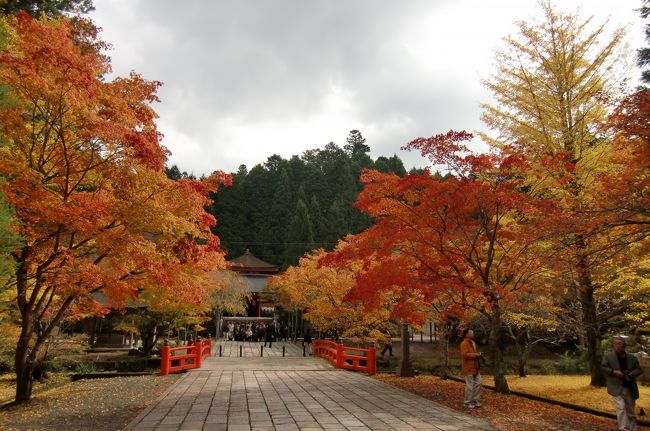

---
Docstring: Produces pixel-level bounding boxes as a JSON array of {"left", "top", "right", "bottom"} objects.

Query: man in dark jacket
[
  {"left": 303, "top": 325, "right": 313, "bottom": 355},
  {"left": 601, "top": 336, "right": 643, "bottom": 431},
  {"left": 264, "top": 322, "right": 275, "bottom": 348}
]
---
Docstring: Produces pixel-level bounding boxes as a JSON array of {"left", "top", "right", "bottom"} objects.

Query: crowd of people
[
  {"left": 220, "top": 321, "right": 315, "bottom": 353},
  {"left": 222, "top": 321, "right": 289, "bottom": 344}
]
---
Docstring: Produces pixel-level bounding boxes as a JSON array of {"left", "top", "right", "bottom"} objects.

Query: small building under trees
[
  {"left": 229, "top": 250, "right": 279, "bottom": 317},
  {"left": 221, "top": 250, "right": 307, "bottom": 341}
]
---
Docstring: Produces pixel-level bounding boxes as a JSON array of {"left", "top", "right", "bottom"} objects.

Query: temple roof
[{"left": 229, "top": 249, "right": 278, "bottom": 274}]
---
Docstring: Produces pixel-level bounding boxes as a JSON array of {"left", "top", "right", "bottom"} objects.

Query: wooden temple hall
[
  {"left": 228, "top": 249, "right": 279, "bottom": 318},
  {"left": 221, "top": 250, "right": 306, "bottom": 341},
  {"left": 81, "top": 250, "right": 305, "bottom": 348}
]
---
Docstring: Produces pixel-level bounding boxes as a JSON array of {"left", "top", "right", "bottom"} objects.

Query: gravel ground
[{"left": 0, "top": 374, "right": 181, "bottom": 431}]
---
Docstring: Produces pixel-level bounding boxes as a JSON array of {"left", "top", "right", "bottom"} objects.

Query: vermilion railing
[
  {"left": 314, "top": 339, "right": 376, "bottom": 375},
  {"left": 160, "top": 338, "right": 212, "bottom": 376}
]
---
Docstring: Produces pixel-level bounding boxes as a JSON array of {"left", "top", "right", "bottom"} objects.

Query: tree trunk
[
  {"left": 14, "top": 255, "right": 34, "bottom": 402},
  {"left": 397, "top": 323, "right": 415, "bottom": 377},
  {"left": 578, "top": 265, "right": 605, "bottom": 386},
  {"left": 15, "top": 325, "right": 35, "bottom": 402},
  {"left": 574, "top": 237, "right": 605, "bottom": 387},
  {"left": 488, "top": 308, "right": 510, "bottom": 394},
  {"left": 517, "top": 329, "right": 532, "bottom": 378},
  {"left": 518, "top": 339, "right": 532, "bottom": 378},
  {"left": 141, "top": 325, "right": 158, "bottom": 356},
  {"left": 14, "top": 275, "right": 75, "bottom": 402},
  {"left": 505, "top": 325, "right": 526, "bottom": 378},
  {"left": 440, "top": 324, "right": 450, "bottom": 379}
]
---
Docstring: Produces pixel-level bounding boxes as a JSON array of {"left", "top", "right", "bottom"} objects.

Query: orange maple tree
[
  {"left": 324, "top": 131, "right": 561, "bottom": 393},
  {"left": 0, "top": 13, "right": 230, "bottom": 402},
  {"left": 268, "top": 248, "right": 390, "bottom": 340}
]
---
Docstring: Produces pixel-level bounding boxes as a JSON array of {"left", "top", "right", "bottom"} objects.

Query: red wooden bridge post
[
  {"left": 160, "top": 345, "right": 170, "bottom": 376},
  {"left": 195, "top": 339, "right": 203, "bottom": 369},
  {"left": 368, "top": 346, "right": 376, "bottom": 375},
  {"left": 336, "top": 342, "right": 344, "bottom": 368}
]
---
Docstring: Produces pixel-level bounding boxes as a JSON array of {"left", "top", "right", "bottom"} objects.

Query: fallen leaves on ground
[
  {"left": 375, "top": 375, "right": 649, "bottom": 431},
  {"left": 0, "top": 373, "right": 71, "bottom": 405},
  {"left": 481, "top": 374, "right": 650, "bottom": 414},
  {"left": 0, "top": 374, "right": 181, "bottom": 431}
]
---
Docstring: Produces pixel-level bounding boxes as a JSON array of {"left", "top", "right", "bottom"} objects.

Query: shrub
[
  {"left": 75, "top": 362, "right": 97, "bottom": 374},
  {"left": 555, "top": 351, "right": 587, "bottom": 374},
  {"left": 41, "top": 360, "right": 65, "bottom": 373}
]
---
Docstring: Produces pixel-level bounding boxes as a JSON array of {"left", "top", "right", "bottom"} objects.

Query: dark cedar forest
[{"left": 167, "top": 130, "right": 413, "bottom": 269}]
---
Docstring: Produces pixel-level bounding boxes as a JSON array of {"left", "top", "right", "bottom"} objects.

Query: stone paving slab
[
  {"left": 125, "top": 353, "right": 500, "bottom": 431},
  {"left": 200, "top": 357, "right": 335, "bottom": 372}
]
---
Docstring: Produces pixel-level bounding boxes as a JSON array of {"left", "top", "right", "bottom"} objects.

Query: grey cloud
[{"left": 91, "top": 0, "right": 641, "bottom": 174}]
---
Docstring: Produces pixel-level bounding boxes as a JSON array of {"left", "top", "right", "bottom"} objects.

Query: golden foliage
[{"left": 268, "top": 248, "right": 390, "bottom": 340}]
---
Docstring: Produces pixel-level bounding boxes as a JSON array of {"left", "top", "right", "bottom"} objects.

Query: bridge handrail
[
  {"left": 314, "top": 339, "right": 376, "bottom": 375},
  {"left": 160, "top": 338, "right": 212, "bottom": 376}
]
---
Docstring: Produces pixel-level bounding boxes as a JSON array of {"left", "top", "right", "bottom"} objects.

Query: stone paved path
[
  {"left": 125, "top": 344, "right": 499, "bottom": 431},
  {"left": 212, "top": 341, "right": 307, "bottom": 358}
]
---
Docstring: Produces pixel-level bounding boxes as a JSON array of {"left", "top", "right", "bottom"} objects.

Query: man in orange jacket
[{"left": 460, "top": 328, "right": 482, "bottom": 408}]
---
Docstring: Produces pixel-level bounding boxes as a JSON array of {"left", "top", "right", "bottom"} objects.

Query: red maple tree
[
  {"left": 0, "top": 13, "right": 230, "bottom": 402},
  {"left": 324, "top": 131, "right": 561, "bottom": 393}
]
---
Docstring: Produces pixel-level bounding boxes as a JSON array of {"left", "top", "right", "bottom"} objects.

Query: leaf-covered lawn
[
  {"left": 0, "top": 374, "right": 181, "bottom": 431},
  {"left": 482, "top": 374, "right": 650, "bottom": 414},
  {"left": 375, "top": 375, "right": 650, "bottom": 431},
  {"left": 0, "top": 373, "right": 71, "bottom": 406}
]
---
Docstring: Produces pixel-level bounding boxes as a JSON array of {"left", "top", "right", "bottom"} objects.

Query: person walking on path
[
  {"left": 380, "top": 334, "right": 393, "bottom": 357},
  {"left": 264, "top": 322, "right": 275, "bottom": 348},
  {"left": 601, "top": 336, "right": 643, "bottom": 431},
  {"left": 460, "top": 328, "right": 482, "bottom": 409},
  {"left": 303, "top": 325, "right": 313, "bottom": 355}
]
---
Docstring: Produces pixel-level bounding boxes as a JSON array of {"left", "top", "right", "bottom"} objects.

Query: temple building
[{"left": 229, "top": 249, "right": 279, "bottom": 317}]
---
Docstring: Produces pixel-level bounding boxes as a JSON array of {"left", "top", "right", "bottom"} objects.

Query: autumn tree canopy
[
  {"left": 269, "top": 248, "right": 390, "bottom": 340},
  {"left": 604, "top": 89, "right": 650, "bottom": 243},
  {"left": 480, "top": 0, "right": 630, "bottom": 387},
  {"left": 0, "top": 13, "right": 230, "bottom": 402},
  {"left": 322, "top": 130, "right": 561, "bottom": 393}
]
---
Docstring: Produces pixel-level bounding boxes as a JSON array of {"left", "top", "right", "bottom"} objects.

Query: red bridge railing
[
  {"left": 314, "top": 339, "right": 376, "bottom": 375},
  {"left": 160, "top": 338, "right": 212, "bottom": 376}
]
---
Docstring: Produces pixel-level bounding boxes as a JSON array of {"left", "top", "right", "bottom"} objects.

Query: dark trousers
[{"left": 381, "top": 343, "right": 393, "bottom": 356}]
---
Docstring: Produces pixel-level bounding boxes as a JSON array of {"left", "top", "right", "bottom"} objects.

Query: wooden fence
[
  {"left": 160, "top": 338, "right": 212, "bottom": 376},
  {"left": 313, "top": 339, "right": 376, "bottom": 375}
]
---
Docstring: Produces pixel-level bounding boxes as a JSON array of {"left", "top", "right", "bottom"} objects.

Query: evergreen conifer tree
[
  {"left": 639, "top": 0, "right": 650, "bottom": 84},
  {"left": 284, "top": 199, "right": 314, "bottom": 267},
  {"left": 308, "top": 195, "right": 325, "bottom": 247}
]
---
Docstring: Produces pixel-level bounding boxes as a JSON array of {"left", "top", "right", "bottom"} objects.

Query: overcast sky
[{"left": 90, "top": 0, "right": 646, "bottom": 176}]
